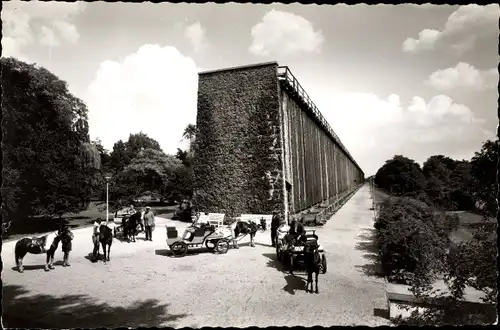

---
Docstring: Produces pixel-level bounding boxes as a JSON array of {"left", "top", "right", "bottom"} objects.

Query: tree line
[
  {"left": 94, "top": 126, "right": 196, "bottom": 210},
  {"left": 373, "top": 139, "right": 497, "bottom": 217},
  {"left": 1, "top": 57, "right": 196, "bottom": 222},
  {"left": 371, "top": 140, "right": 497, "bottom": 325}
]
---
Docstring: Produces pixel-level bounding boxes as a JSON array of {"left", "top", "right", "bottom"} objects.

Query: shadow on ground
[
  {"left": 2, "top": 284, "right": 189, "bottom": 328},
  {"left": 373, "top": 308, "right": 390, "bottom": 320},
  {"left": 10, "top": 260, "right": 69, "bottom": 272},
  {"left": 154, "top": 248, "right": 215, "bottom": 258},
  {"left": 355, "top": 228, "right": 385, "bottom": 278},
  {"left": 262, "top": 252, "right": 308, "bottom": 295}
]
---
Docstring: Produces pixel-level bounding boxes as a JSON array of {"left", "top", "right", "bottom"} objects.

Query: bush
[
  {"left": 375, "top": 197, "right": 448, "bottom": 285},
  {"left": 374, "top": 155, "right": 426, "bottom": 196}
]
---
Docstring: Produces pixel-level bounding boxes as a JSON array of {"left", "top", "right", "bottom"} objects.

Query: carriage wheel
[
  {"left": 171, "top": 241, "right": 188, "bottom": 258},
  {"left": 321, "top": 254, "right": 327, "bottom": 274},
  {"left": 205, "top": 240, "right": 216, "bottom": 250},
  {"left": 216, "top": 239, "right": 229, "bottom": 254}
]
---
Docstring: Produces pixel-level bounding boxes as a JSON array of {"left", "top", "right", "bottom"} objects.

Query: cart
[
  {"left": 165, "top": 223, "right": 232, "bottom": 257},
  {"left": 113, "top": 215, "right": 143, "bottom": 238},
  {"left": 276, "top": 228, "right": 327, "bottom": 274}
]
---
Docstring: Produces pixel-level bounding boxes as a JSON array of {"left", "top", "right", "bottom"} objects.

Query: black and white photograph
[{"left": 1, "top": 1, "right": 498, "bottom": 328}]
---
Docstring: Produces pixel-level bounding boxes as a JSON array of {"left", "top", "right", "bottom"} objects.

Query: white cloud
[
  {"left": 39, "top": 26, "right": 59, "bottom": 47},
  {"left": 402, "top": 29, "right": 440, "bottom": 52},
  {"left": 311, "top": 92, "right": 488, "bottom": 175},
  {"left": 426, "top": 62, "right": 498, "bottom": 91},
  {"left": 86, "top": 44, "right": 199, "bottom": 155},
  {"left": 53, "top": 20, "right": 81, "bottom": 44},
  {"left": 1, "top": 0, "right": 85, "bottom": 59},
  {"left": 402, "top": 4, "right": 499, "bottom": 53},
  {"left": 249, "top": 9, "right": 324, "bottom": 56},
  {"left": 184, "top": 22, "right": 208, "bottom": 52}
]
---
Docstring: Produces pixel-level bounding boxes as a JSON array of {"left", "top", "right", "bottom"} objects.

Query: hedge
[{"left": 375, "top": 197, "right": 451, "bottom": 285}]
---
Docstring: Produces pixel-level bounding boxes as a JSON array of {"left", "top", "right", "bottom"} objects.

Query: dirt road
[{"left": 2, "top": 184, "right": 389, "bottom": 328}]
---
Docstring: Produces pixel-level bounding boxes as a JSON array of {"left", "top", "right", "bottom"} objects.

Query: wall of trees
[{"left": 193, "top": 63, "right": 284, "bottom": 217}]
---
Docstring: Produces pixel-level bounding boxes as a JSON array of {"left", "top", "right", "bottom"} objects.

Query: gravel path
[{"left": 2, "top": 184, "right": 390, "bottom": 328}]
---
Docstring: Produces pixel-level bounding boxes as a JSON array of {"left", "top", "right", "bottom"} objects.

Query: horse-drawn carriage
[
  {"left": 275, "top": 225, "right": 327, "bottom": 274},
  {"left": 113, "top": 208, "right": 143, "bottom": 239},
  {"left": 165, "top": 222, "right": 232, "bottom": 257}
]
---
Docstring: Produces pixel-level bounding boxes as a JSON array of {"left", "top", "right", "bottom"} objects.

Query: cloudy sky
[{"left": 2, "top": 2, "right": 498, "bottom": 175}]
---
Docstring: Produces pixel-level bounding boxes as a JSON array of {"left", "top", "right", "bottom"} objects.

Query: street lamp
[{"left": 105, "top": 175, "right": 112, "bottom": 223}]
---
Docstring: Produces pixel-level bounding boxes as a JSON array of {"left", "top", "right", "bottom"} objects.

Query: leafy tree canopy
[
  {"left": 109, "top": 148, "right": 182, "bottom": 209},
  {"left": 470, "top": 139, "right": 497, "bottom": 217},
  {"left": 1, "top": 57, "right": 100, "bottom": 219},
  {"left": 374, "top": 155, "right": 426, "bottom": 196}
]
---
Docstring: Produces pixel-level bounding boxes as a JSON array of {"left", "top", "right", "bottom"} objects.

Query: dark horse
[
  {"left": 304, "top": 241, "right": 322, "bottom": 294},
  {"left": 93, "top": 224, "right": 113, "bottom": 262},
  {"left": 232, "top": 221, "right": 259, "bottom": 248},
  {"left": 15, "top": 232, "right": 61, "bottom": 273},
  {"left": 126, "top": 212, "right": 142, "bottom": 242}
]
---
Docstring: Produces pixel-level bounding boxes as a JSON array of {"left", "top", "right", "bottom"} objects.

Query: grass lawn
[{"left": 2, "top": 202, "right": 178, "bottom": 242}]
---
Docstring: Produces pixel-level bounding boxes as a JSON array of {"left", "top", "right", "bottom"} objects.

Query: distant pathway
[{"left": 2, "top": 184, "right": 389, "bottom": 328}]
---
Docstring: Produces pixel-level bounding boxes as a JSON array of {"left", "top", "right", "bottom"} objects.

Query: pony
[
  {"left": 126, "top": 212, "right": 142, "bottom": 242},
  {"left": 97, "top": 224, "right": 113, "bottom": 262},
  {"left": 14, "top": 232, "right": 61, "bottom": 273},
  {"left": 232, "top": 221, "right": 259, "bottom": 248},
  {"left": 303, "top": 241, "right": 323, "bottom": 294}
]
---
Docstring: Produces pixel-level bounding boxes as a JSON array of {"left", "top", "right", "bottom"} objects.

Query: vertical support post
[{"left": 106, "top": 181, "right": 109, "bottom": 223}]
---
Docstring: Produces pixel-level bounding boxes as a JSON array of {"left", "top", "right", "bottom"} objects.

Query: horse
[
  {"left": 14, "top": 232, "right": 61, "bottom": 273},
  {"left": 232, "top": 221, "right": 259, "bottom": 248},
  {"left": 93, "top": 224, "right": 113, "bottom": 263},
  {"left": 304, "top": 241, "right": 322, "bottom": 294},
  {"left": 126, "top": 212, "right": 142, "bottom": 242}
]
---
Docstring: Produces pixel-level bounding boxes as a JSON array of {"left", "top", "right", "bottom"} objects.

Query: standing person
[
  {"left": 143, "top": 206, "right": 155, "bottom": 241},
  {"left": 92, "top": 218, "right": 102, "bottom": 261},
  {"left": 59, "top": 224, "right": 74, "bottom": 267},
  {"left": 138, "top": 208, "right": 145, "bottom": 232},
  {"left": 270, "top": 211, "right": 281, "bottom": 247}
]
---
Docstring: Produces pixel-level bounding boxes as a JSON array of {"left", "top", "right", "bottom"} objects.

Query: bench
[
  {"left": 239, "top": 214, "right": 273, "bottom": 229},
  {"left": 207, "top": 213, "right": 225, "bottom": 228}
]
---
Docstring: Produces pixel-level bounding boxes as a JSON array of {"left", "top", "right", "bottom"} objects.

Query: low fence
[{"left": 295, "top": 183, "right": 364, "bottom": 225}]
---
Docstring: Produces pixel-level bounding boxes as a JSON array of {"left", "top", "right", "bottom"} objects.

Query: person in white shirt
[{"left": 92, "top": 218, "right": 102, "bottom": 260}]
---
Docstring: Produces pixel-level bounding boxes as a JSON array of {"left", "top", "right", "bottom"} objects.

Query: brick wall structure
[{"left": 193, "top": 62, "right": 364, "bottom": 219}]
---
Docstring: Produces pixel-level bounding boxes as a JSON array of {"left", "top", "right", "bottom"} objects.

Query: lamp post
[{"left": 105, "top": 176, "right": 112, "bottom": 223}]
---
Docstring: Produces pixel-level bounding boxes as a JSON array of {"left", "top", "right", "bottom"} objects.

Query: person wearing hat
[
  {"left": 270, "top": 211, "right": 281, "bottom": 247},
  {"left": 92, "top": 218, "right": 102, "bottom": 260},
  {"left": 143, "top": 206, "right": 155, "bottom": 241},
  {"left": 58, "top": 223, "right": 74, "bottom": 267}
]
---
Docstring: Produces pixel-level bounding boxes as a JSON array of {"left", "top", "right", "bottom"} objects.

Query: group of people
[
  {"left": 270, "top": 211, "right": 306, "bottom": 248},
  {"left": 92, "top": 205, "right": 156, "bottom": 251}
]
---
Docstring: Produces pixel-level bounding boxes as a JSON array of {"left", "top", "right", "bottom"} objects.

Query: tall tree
[
  {"left": 374, "top": 155, "right": 426, "bottom": 196},
  {"left": 1, "top": 57, "right": 100, "bottom": 219},
  {"left": 182, "top": 123, "right": 197, "bottom": 152},
  {"left": 109, "top": 148, "right": 182, "bottom": 208},
  {"left": 109, "top": 140, "right": 130, "bottom": 174},
  {"left": 422, "top": 155, "right": 455, "bottom": 209},
  {"left": 93, "top": 138, "right": 111, "bottom": 173},
  {"left": 125, "top": 132, "right": 162, "bottom": 160},
  {"left": 470, "top": 139, "right": 498, "bottom": 217}
]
